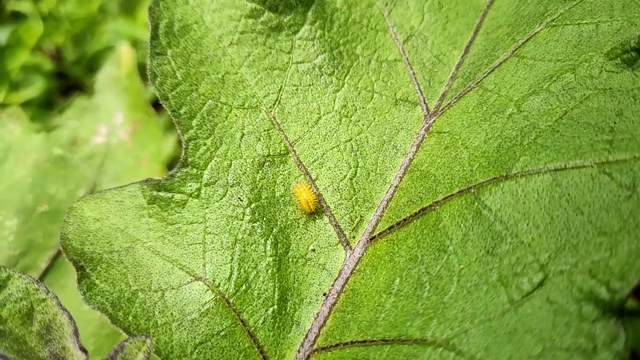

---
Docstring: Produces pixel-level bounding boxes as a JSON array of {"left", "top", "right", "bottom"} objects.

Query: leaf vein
[
  {"left": 378, "top": 1, "right": 431, "bottom": 115},
  {"left": 142, "top": 246, "right": 268, "bottom": 359},
  {"left": 310, "top": 337, "right": 465, "bottom": 358},
  {"left": 295, "top": 2, "right": 496, "bottom": 357},
  {"left": 370, "top": 155, "right": 640, "bottom": 242},
  {"left": 437, "top": 0, "right": 586, "bottom": 117}
]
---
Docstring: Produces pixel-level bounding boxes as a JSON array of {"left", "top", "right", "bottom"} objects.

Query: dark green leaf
[{"left": 0, "top": 266, "right": 86, "bottom": 360}]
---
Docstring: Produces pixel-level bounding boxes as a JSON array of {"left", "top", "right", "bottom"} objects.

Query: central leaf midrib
[
  {"left": 293, "top": 0, "right": 495, "bottom": 357},
  {"left": 294, "top": 0, "right": 589, "bottom": 358}
]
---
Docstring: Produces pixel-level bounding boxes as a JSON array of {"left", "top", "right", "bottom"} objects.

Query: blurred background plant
[
  {"left": 0, "top": 0, "right": 178, "bottom": 357},
  {"left": 2, "top": 0, "right": 146, "bottom": 116}
]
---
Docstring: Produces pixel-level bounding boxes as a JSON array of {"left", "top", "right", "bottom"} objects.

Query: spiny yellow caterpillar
[{"left": 293, "top": 183, "right": 319, "bottom": 214}]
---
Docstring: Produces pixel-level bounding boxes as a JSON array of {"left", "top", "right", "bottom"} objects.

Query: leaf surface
[{"left": 63, "top": 1, "right": 640, "bottom": 359}]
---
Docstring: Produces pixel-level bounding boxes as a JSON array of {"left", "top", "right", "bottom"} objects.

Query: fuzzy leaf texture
[
  {"left": 62, "top": 0, "right": 640, "bottom": 359},
  {"left": 0, "top": 266, "right": 154, "bottom": 360},
  {"left": 0, "top": 266, "right": 87, "bottom": 360}
]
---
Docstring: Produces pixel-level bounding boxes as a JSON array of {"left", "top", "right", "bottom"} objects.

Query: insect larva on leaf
[{"left": 293, "top": 183, "right": 319, "bottom": 214}]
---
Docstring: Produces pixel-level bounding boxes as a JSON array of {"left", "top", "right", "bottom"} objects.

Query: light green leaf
[
  {"left": 0, "top": 106, "right": 85, "bottom": 276},
  {"left": 62, "top": 1, "right": 640, "bottom": 359},
  {"left": 0, "top": 43, "right": 166, "bottom": 276},
  {"left": 104, "top": 336, "right": 152, "bottom": 360},
  {"left": 0, "top": 266, "right": 87, "bottom": 360}
]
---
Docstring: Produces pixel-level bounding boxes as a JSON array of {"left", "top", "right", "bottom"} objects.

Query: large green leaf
[{"left": 62, "top": 0, "right": 640, "bottom": 359}]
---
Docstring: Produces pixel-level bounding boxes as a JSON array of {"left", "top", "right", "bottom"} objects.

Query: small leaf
[
  {"left": 0, "top": 266, "right": 87, "bottom": 360},
  {"left": 0, "top": 1, "right": 43, "bottom": 104}
]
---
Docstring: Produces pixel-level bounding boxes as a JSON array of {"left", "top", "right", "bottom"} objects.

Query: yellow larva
[{"left": 293, "top": 183, "right": 319, "bottom": 214}]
